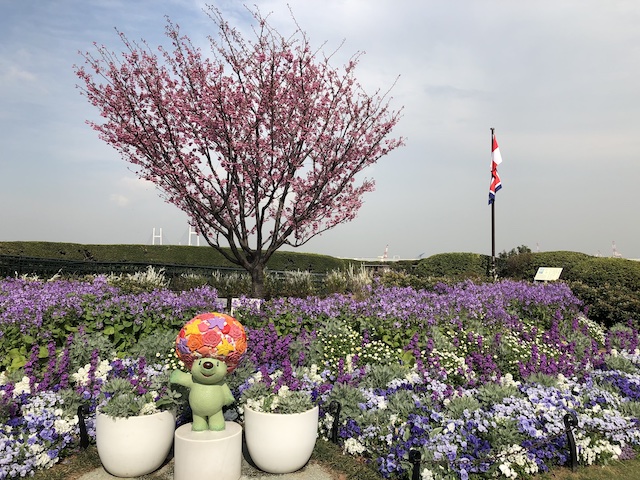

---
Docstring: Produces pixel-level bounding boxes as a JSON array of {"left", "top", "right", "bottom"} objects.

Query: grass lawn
[{"left": 535, "top": 457, "right": 640, "bottom": 480}]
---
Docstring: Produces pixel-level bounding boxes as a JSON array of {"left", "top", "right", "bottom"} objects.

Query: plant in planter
[
  {"left": 237, "top": 363, "right": 325, "bottom": 474},
  {"left": 91, "top": 356, "right": 183, "bottom": 478},
  {"left": 240, "top": 381, "right": 315, "bottom": 414}
]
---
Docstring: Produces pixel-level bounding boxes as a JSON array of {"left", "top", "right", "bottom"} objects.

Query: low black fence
[
  {"left": 0, "top": 254, "right": 325, "bottom": 282},
  {"left": 0, "top": 254, "right": 240, "bottom": 278}
]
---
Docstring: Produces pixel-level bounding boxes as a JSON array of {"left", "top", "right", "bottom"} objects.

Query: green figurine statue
[
  {"left": 170, "top": 358, "right": 235, "bottom": 431},
  {"left": 172, "top": 312, "right": 248, "bottom": 431}
]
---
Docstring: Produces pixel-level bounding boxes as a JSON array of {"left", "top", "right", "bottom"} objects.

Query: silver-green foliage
[
  {"left": 67, "top": 330, "right": 115, "bottom": 372},
  {"left": 524, "top": 372, "right": 559, "bottom": 388},
  {"left": 128, "top": 330, "right": 178, "bottom": 365},
  {"left": 325, "top": 383, "right": 367, "bottom": 421},
  {"left": 240, "top": 382, "right": 314, "bottom": 414},
  {"left": 603, "top": 355, "right": 639, "bottom": 374},
  {"left": 619, "top": 401, "right": 640, "bottom": 418},
  {"left": 359, "top": 364, "right": 411, "bottom": 390},
  {"left": 475, "top": 382, "right": 522, "bottom": 408},
  {"left": 444, "top": 394, "right": 481, "bottom": 419},
  {"left": 99, "top": 378, "right": 153, "bottom": 417},
  {"left": 105, "top": 266, "right": 170, "bottom": 293},
  {"left": 210, "top": 271, "right": 252, "bottom": 297}
]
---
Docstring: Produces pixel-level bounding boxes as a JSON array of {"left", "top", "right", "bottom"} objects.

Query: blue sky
[{"left": 1, "top": 0, "right": 639, "bottom": 260}]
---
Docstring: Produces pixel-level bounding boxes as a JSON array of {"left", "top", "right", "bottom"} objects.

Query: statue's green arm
[{"left": 170, "top": 370, "right": 193, "bottom": 387}]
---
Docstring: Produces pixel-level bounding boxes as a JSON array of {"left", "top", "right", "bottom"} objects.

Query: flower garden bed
[{"left": 1, "top": 276, "right": 640, "bottom": 479}]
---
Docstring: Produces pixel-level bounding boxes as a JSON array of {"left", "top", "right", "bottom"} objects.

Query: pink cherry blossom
[{"left": 74, "top": 5, "right": 404, "bottom": 297}]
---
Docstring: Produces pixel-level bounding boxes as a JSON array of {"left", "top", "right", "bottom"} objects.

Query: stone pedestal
[{"left": 174, "top": 421, "right": 242, "bottom": 480}]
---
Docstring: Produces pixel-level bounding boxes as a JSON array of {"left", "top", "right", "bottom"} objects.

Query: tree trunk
[{"left": 249, "top": 264, "right": 266, "bottom": 299}]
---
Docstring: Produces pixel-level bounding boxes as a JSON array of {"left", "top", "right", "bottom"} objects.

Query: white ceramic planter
[
  {"left": 243, "top": 405, "right": 319, "bottom": 474},
  {"left": 96, "top": 410, "right": 176, "bottom": 477}
]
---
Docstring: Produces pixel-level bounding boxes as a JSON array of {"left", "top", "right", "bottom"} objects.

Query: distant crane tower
[
  {"left": 152, "top": 227, "right": 163, "bottom": 245},
  {"left": 612, "top": 241, "right": 623, "bottom": 258}
]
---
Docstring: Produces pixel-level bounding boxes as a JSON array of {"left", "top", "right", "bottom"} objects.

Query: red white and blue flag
[{"left": 488, "top": 134, "right": 502, "bottom": 205}]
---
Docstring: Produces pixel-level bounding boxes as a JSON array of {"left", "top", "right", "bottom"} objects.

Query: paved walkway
[{"left": 79, "top": 456, "right": 339, "bottom": 480}]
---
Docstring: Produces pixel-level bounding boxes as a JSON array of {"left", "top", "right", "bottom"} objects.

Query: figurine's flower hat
[{"left": 175, "top": 312, "right": 247, "bottom": 372}]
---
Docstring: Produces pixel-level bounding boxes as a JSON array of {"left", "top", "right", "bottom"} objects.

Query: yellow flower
[
  {"left": 216, "top": 338, "right": 234, "bottom": 356},
  {"left": 184, "top": 320, "right": 202, "bottom": 337}
]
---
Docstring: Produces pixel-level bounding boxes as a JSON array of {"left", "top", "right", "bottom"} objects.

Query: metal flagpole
[{"left": 490, "top": 128, "right": 497, "bottom": 281}]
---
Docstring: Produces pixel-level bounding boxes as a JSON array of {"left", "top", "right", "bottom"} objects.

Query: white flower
[
  {"left": 95, "top": 359, "right": 112, "bottom": 379},
  {"left": 248, "top": 371, "right": 263, "bottom": 384},
  {"left": 576, "top": 436, "right": 622, "bottom": 465},
  {"left": 35, "top": 451, "right": 56, "bottom": 469},
  {"left": 277, "top": 385, "right": 290, "bottom": 397},
  {"left": 421, "top": 468, "right": 434, "bottom": 480},
  {"left": 13, "top": 376, "right": 32, "bottom": 396},
  {"left": 322, "top": 413, "right": 334, "bottom": 432},
  {"left": 495, "top": 444, "right": 538, "bottom": 478},
  {"left": 28, "top": 438, "right": 43, "bottom": 455},
  {"left": 305, "top": 364, "right": 323, "bottom": 383},
  {"left": 72, "top": 359, "right": 112, "bottom": 386},
  {"left": 140, "top": 402, "right": 159, "bottom": 415},
  {"left": 54, "top": 416, "right": 78, "bottom": 435},
  {"left": 343, "top": 438, "right": 366, "bottom": 455},
  {"left": 245, "top": 398, "right": 263, "bottom": 412},
  {"left": 499, "top": 463, "right": 516, "bottom": 479},
  {"left": 404, "top": 370, "right": 421, "bottom": 385},
  {"left": 345, "top": 354, "right": 356, "bottom": 373},
  {"left": 499, "top": 373, "right": 520, "bottom": 388}
]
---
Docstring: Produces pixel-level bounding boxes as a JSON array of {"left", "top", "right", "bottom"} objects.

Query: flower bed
[
  {"left": 0, "top": 276, "right": 223, "bottom": 370},
  {"left": 1, "top": 277, "right": 640, "bottom": 479}
]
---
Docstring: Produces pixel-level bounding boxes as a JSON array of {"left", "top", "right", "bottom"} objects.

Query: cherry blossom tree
[{"left": 75, "top": 6, "right": 404, "bottom": 298}]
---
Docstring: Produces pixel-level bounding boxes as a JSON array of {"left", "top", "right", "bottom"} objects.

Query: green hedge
[
  {"left": 415, "top": 252, "right": 491, "bottom": 280},
  {"left": 568, "top": 257, "right": 640, "bottom": 290},
  {"left": 496, "top": 250, "right": 593, "bottom": 281},
  {"left": 496, "top": 250, "right": 640, "bottom": 288},
  {"left": 0, "top": 241, "right": 347, "bottom": 274}
]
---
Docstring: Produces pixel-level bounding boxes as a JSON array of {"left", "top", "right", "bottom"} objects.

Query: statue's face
[{"left": 191, "top": 358, "right": 227, "bottom": 385}]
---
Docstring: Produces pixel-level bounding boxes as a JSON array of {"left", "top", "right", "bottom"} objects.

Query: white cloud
[
  {"left": 109, "top": 194, "right": 130, "bottom": 207},
  {"left": 108, "top": 177, "right": 157, "bottom": 207},
  {"left": 1, "top": 64, "right": 36, "bottom": 83}
]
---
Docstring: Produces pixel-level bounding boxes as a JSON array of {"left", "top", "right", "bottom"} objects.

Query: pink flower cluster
[{"left": 175, "top": 312, "right": 247, "bottom": 372}]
